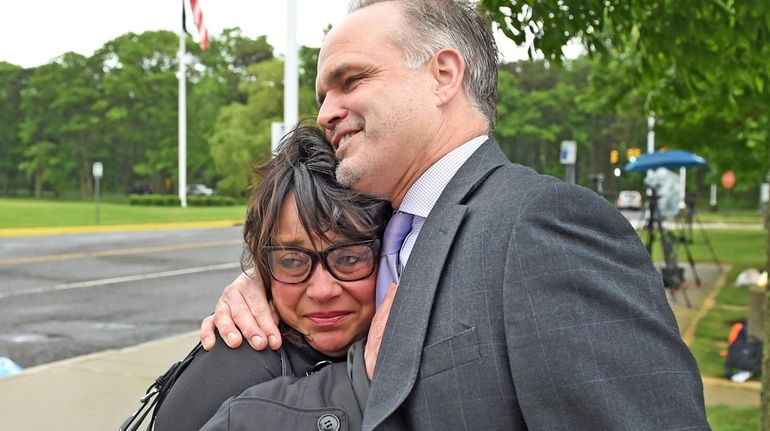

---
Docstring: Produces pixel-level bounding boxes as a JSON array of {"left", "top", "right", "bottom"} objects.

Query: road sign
[
  {"left": 92, "top": 162, "right": 103, "bottom": 179},
  {"left": 721, "top": 170, "right": 735, "bottom": 190},
  {"left": 560, "top": 140, "right": 577, "bottom": 165}
]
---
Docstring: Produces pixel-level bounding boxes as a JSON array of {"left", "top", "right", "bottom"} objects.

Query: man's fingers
[
  {"left": 239, "top": 279, "right": 282, "bottom": 350},
  {"left": 212, "top": 297, "right": 244, "bottom": 349},
  {"left": 201, "top": 271, "right": 285, "bottom": 352},
  {"left": 199, "top": 314, "right": 217, "bottom": 351}
]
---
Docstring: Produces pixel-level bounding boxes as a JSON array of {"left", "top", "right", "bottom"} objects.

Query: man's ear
[{"left": 431, "top": 48, "right": 465, "bottom": 106}]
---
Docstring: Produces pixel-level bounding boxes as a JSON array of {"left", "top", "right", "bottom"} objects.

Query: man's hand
[
  {"left": 364, "top": 282, "right": 398, "bottom": 379},
  {"left": 199, "top": 271, "right": 282, "bottom": 351}
]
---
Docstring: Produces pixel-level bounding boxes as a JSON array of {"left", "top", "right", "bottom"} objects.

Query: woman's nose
[{"left": 304, "top": 262, "right": 342, "bottom": 302}]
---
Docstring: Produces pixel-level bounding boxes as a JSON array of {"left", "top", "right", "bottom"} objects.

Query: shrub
[{"left": 129, "top": 194, "right": 235, "bottom": 206}]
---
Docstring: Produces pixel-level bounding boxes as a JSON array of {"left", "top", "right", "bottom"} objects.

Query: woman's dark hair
[{"left": 242, "top": 124, "right": 391, "bottom": 300}]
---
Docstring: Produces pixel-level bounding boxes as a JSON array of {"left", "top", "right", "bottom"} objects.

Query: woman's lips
[{"left": 305, "top": 312, "right": 351, "bottom": 327}]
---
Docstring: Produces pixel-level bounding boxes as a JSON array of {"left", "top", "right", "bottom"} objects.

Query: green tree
[
  {"left": 91, "top": 31, "right": 179, "bottom": 193},
  {"left": 18, "top": 141, "right": 57, "bottom": 197},
  {"left": 186, "top": 29, "right": 275, "bottom": 188},
  {"left": 209, "top": 57, "right": 318, "bottom": 195},
  {"left": 0, "top": 62, "right": 28, "bottom": 194},
  {"left": 484, "top": 0, "right": 769, "bottom": 194},
  {"left": 18, "top": 53, "right": 98, "bottom": 196}
]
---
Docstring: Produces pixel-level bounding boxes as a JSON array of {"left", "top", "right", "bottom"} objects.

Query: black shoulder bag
[
  {"left": 119, "top": 342, "right": 203, "bottom": 431},
  {"left": 118, "top": 341, "right": 293, "bottom": 431}
]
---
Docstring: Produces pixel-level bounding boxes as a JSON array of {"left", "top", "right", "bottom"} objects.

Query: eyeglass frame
[{"left": 262, "top": 239, "right": 381, "bottom": 284}]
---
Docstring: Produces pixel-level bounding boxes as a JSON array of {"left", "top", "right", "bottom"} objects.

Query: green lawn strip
[
  {"left": 646, "top": 228, "right": 766, "bottom": 269},
  {"left": 695, "top": 209, "right": 764, "bottom": 224},
  {"left": 0, "top": 198, "right": 247, "bottom": 228},
  {"left": 706, "top": 405, "right": 760, "bottom": 431}
]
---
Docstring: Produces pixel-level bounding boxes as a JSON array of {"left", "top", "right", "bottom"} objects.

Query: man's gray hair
[{"left": 349, "top": 0, "right": 498, "bottom": 130}]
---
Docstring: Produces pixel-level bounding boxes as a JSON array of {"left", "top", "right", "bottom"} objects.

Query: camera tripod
[
  {"left": 674, "top": 193, "right": 723, "bottom": 273},
  {"left": 641, "top": 190, "right": 695, "bottom": 307}
]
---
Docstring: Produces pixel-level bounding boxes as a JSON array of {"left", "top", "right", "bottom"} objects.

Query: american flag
[{"left": 188, "top": 0, "right": 209, "bottom": 50}]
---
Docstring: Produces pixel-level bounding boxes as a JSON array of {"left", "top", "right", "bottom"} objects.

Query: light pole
[{"left": 92, "top": 162, "right": 103, "bottom": 224}]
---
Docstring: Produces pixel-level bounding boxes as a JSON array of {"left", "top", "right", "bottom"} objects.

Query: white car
[
  {"left": 187, "top": 184, "right": 214, "bottom": 196},
  {"left": 616, "top": 190, "right": 643, "bottom": 210}
]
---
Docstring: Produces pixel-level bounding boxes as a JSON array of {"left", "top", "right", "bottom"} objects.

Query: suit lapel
[{"left": 363, "top": 140, "right": 509, "bottom": 429}]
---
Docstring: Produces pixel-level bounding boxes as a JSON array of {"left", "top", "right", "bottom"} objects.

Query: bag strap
[{"left": 119, "top": 342, "right": 203, "bottom": 431}]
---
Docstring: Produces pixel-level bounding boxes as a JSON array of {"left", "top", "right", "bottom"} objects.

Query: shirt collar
[{"left": 399, "top": 135, "right": 488, "bottom": 218}]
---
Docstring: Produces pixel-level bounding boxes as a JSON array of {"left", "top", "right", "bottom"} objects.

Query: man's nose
[
  {"left": 305, "top": 262, "right": 342, "bottom": 302},
  {"left": 317, "top": 94, "right": 347, "bottom": 132}
]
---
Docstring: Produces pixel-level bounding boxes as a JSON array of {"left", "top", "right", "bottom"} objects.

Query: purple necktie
[{"left": 375, "top": 211, "right": 414, "bottom": 308}]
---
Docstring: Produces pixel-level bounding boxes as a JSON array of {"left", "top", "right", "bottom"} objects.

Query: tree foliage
[
  {"left": 1, "top": 29, "right": 320, "bottom": 197},
  {"left": 0, "top": 62, "right": 28, "bottom": 194},
  {"left": 483, "top": 0, "right": 770, "bottom": 193}
]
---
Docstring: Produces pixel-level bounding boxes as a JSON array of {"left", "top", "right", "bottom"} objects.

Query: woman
[{"left": 152, "top": 125, "right": 390, "bottom": 430}]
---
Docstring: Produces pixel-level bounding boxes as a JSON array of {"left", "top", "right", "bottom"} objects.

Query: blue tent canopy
[{"left": 624, "top": 150, "right": 708, "bottom": 173}]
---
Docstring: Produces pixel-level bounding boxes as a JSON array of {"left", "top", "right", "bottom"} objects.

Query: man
[{"left": 201, "top": 1, "right": 710, "bottom": 429}]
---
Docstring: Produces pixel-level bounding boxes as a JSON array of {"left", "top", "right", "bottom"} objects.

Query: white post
[
  {"left": 178, "top": 24, "right": 188, "bottom": 208},
  {"left": 92, "top": 162, "right": 103, "bottom": 224},
  {"left": 710, "top": 183, "right": 718, "bottom": 209},
  {"left": 645, "top": 113, "right": 655, "bottom": 188},
  {"left": 283, "top": 0, "right": 299, "bottom": 135},
  {"left": 646, "top": 114, "right": 655, "bottom": 154},
  {"left": 271, "top": 122, "right": 285, "bottom": 154},
  {"left": 679, "top": 166, "right": 687, "bottom": 209}
]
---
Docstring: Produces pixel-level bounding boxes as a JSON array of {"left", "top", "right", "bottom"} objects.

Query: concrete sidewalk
[
  {"left": 0, "top": 331, "right": 200, "bottom": 431},
  {"left": 0, "top": 263, "right": 761, "bottom": 431}
]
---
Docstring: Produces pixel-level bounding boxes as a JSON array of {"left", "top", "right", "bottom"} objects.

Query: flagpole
[
  {"left": 284, "top": 0, "right": 298, "bottom": 131},
  {"left": 178, "top": 15, "right": 188, "bottom": 208}
]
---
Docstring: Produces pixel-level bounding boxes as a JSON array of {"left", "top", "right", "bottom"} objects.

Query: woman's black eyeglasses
[{"left": 263, "top": 239, "right": 380, "bottom": 284}]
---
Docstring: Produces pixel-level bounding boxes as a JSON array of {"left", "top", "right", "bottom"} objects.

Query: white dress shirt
[{"left": 396, "top": 135, "right": 488, "bottom": 271}]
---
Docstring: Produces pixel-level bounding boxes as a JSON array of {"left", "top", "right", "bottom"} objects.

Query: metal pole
[
  {"left": 679, "top": 166, "right": 687, "bottom": 209},
  {"left": 565, "top": 165, "right": 575, "bottom": 185},
  {"left": 646, "top": 114, "right": 655, "bottom": 154},
  {"left": 178, "top": 19, "right": 188, "bottom": 208},
  {"left": 95, "top": 177, "right": 100, "bottom": 224},
  {"left": 283, "top": 0, "right": 299, "bottom": 137}
]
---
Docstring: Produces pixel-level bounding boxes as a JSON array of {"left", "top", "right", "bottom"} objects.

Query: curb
[{"left": 0, "top": 220, "right": 244, "bottom": 238}]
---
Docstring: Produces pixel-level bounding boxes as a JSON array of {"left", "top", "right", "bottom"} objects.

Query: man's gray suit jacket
[{"left": 362, "top": 139, "right": 709, "bottom": 430}]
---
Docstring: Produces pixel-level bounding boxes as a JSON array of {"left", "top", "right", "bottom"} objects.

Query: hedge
[{"left": 129, "top": 194, "right": 237, "bottom": 206}]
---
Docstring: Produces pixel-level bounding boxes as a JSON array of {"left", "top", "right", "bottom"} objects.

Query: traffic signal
[
  {"left": 609, "top": 150, "right": 619, "bottom": 164},
  {"left": 626, "top": 147, "right": 641, "bottom": 162}
]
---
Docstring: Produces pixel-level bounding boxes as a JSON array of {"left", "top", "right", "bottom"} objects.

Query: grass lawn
[
  {"left": 0, "top": 197, "right": 247, "bottom": 228},
  {"left": 695, "top": 209, "right": 765, "bottom": 224},
  {"left": 646, "top": 228, "right": 766, "bottom": 269},
  {"left": 707, "top": 405, "right": 760, "bottom": 431}
]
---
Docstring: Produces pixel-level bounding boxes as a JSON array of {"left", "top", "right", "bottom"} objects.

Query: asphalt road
[{"left": 0, "top": 227, "right": 244, "bottom": 368}]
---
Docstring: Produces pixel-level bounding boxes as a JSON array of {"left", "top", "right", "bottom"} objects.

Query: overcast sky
[{"left": 1, "top": 0, "right": 534, "bottom": 69}]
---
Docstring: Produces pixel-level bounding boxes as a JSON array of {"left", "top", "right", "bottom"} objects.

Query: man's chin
[{"left": 335, "top": 163, "right": 362, "bottom": 188}]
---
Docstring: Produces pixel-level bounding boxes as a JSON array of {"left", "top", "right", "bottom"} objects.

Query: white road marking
[{"left": 0, "top": 262, "right": 242, "bottom": 300}]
